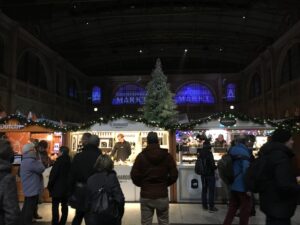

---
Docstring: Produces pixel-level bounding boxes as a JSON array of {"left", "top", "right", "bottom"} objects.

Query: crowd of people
[{"left": 0, "top": 129, "right": 299, "bottom": 225}]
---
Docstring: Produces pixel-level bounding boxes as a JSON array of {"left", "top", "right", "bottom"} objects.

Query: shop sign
[
  {"left": 0, "top": 124, "right": 25, "bottom": 130},
  {"left": 111, "top": 121, "right": 129, "bottom": 128},
  {"left": 220, "top": 117, "right": 236, "bottom": 127}
]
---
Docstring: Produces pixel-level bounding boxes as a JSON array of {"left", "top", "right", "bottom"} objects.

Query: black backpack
[
  {"left": 88, "top": 186, "right": 119, "bottom": 218},
  {"left": 244, "top": 155, "right": 269, "bottom": 193},
  {"left": 194, "top": 157, "right": 208, "bottom": 176},
  {"left": 218, "top": 153, "right": 249, "bottom": 185}
]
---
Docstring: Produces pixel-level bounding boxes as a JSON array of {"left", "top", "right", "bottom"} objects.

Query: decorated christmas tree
[{"left": 143, "top": 58, "right": 178, "bottom": 128}]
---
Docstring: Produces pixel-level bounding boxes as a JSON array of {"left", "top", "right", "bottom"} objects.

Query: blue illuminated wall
[
  {"left": 92, "top": 86, "right": 101, "bottom": 104},
  {"left": 175, "top": 83, "right": 215, "bottom": 104},
  {"left": 226, "top": 83, "right": 236, "bottom": 102},
  {"left": 112, "top": 84, "right": 146, "bottom": 105}
]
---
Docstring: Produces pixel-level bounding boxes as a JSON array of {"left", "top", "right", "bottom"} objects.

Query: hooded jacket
[
  {"left": 130, "top": 143, "right": 178, "bottom": 199},
  {"left": 258, "top": 142, "right": 300, "bottom": 219},
  {"left": 0, "top": 159, "right": 20, "bottom": 225},
  {"left": 20, "top": 151, "right": 45, "bottom": 197}
]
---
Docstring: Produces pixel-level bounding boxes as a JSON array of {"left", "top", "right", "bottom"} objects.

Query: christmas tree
[{"left": 143, "top": 58, "right": 178, "bottom": 128}]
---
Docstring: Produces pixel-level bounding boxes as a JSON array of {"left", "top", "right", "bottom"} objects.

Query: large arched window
[
  {"left": 249, "top": 73, "right": 262, "bottom": 99},
  {"left": 112, "top": 84, "right": 146, "bottom": 105},
  {"left": 17, "top": 51, "right": 47, "bottom": 89},
  {"left": 92, "top": 86, "right": 102, "bottom": 104},
  {"left": 67, "top": 77, "right": 79, "bottom": 100},
  {"left": 226, "top": 83, "right": 236, "bottom": 102},
  {"left": 0, "top": 37, "right": 4, "bottom": 73},
  {"left": 281, "top": 43, "right": 300, "bottom": 85},
  {"left": 175, "top": 83, "right": 215, "bottom": 104}
]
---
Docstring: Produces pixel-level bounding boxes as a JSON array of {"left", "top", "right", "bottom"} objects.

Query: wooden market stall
[
  {"left": 175, "top": 115, "right": 275, "bottom": 203},
  {"left": 69, "top": 118, "right": 178, "bottom": 202},
  {"left": 0, "top": 118, "right": 65, "bottom": 202}
]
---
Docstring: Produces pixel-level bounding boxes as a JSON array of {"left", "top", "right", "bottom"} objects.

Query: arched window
[
  {"left": 92, "top": 86, "right": 102, "bottom": 104},
  {"left": 0, "top": 37, "right": 4, "bottom": 73},
  {"left": 281, "top": 43, "right": 300, "bottom": 85},
  {"left": 175, "top": 83, "right": 215, "bottom": 104},
  {"left": 17, "top": 51, "right": 47, "bottom": 89},
  {"left": 249, "top": 73, "right": 262, "bottom": 99},
  {"left": 112, "top": 84, "right": 146, "bottom": 105},
  {"left": 67, "top": 77, "right": 78, "bottom": 100},
  {"left": 226, "top": 83, "right": 236, "bottom": 102}
]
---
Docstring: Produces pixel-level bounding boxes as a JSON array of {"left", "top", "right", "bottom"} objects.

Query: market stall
[
  {"left": 176, "top": 115, "right": 274, "bottom": 203},
  {"left": 0, "top": 117, "right": 64, "bottom": 202},
  {"left": 69, "top": 118, "right": 172, "bottom": 201}
]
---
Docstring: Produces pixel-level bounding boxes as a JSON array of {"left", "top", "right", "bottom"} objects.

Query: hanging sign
[
  {"left": 220, "top": 117, "right": 236, "bottom": 127},
  {"left": 0, "top": 124, "right": 25, "bottom": 130}
]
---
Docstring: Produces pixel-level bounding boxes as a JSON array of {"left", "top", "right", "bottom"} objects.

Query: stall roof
[
  {"left": 86, "top": 118, "right": 165, "bottom": 131},
  {"left": 193, "top": 118, "right": 274, "bottom": 130}
]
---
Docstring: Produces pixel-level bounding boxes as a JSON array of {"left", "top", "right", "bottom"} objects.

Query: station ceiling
[{"left": 1, "top": 0, "right": 300, "bottom": 76}]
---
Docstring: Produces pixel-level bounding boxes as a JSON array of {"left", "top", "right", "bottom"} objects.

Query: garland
[{"left": 0, "top": 112, "right": 299, "bottom": 133}]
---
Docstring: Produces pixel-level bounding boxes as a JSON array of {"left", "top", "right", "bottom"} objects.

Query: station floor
[{"left": 34, "top": 203, "right": 300, "bottom": 225}]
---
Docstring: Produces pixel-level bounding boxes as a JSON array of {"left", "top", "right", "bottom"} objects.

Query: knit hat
[
  {"left": 147, "top": 132, "right": 159, "bottom": 144},
  {"left": 271, "top": 129, "right": 292, "bottom": 143},
  {"left": 22, "top": 143, "right": 35, "bottom": 154}
]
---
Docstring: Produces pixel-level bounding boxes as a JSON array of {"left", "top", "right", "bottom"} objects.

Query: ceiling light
[
  {"left": 219, "top": 48, "right": 223, "bottom": 52},
  {"left": 242, "top": 16, "right": 246, "bottom": 19},
  {"left": 230, "top": 105, "right": 235, "bottom": 110},
  {"left": 86, "top": 22, "right": 89, "bottom": 25},
  {"left": 139, "top": 49, "right": 143, "bottom": 53},
  {"left": 184, "top": 49, "right": 188, "bottom": 53},
  {"left": 94, "top": 107, "right": 98, "bottom": 112}
]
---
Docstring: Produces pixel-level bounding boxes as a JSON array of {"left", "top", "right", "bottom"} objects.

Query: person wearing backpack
[
  {"left": 85, "top": 154, "right": 125, "bottom": 225},
  {"left": 197, "top": 139, "right": 218, "bottom": 212},
  {"left": 223, "top": 134, "right": 252, "bottom": 225},
  {"left": 258, "top": 129, "right": 300, "bottom": 225},
  {"left": 0, "top": 139, "right": 20, "bottom": 225}
]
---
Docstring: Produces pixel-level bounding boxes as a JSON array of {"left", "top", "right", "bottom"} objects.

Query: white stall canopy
[
  {"left": 88, "top": 118, "right": 164, "bottom": 131},
  {"left": 193, "top": 118, "right": 274, "bottom": 130}
]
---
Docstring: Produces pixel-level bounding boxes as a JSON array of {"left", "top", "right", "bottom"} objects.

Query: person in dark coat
[
  {"left": 110, "top": 133, "right": 131, "bottom": 162},
  {"left": 48, "top": 146, "right": 71, "bottom": 225},
  {"left": 68, "top": 134, "right": 102, "bottom": 225},
  {"left": 0, "top": 139, "right": 20, "bottom": 225},
  {"left": 130, "top": 132, "right": 178, "bottom": 225},
  {"left": 198, "top": 139, "right": 218, "bottom": 212},
  {"left": 258, "top": 129, "right": 300, "bottom": 225},
  {"left": 85, "top": 154, "right": 125, "bottom": 225}
]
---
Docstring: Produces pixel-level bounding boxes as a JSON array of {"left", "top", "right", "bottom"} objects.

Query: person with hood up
[
  {"left": 130, "top": 132, "right": 178, "bottom": 225},
  {"left": 20, "top": 143, "right": 45, "bottom": 225},
  {"left": 0, "top": 139, "right": 20, "bottom": 225},
  {"left": 258, "top": 129, "right": 300, "bottom": 225}
]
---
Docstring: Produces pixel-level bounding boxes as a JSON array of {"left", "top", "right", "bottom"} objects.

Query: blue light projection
[
  {"left": 92, "top": 86, "right": 101, "bottom": 104},
  {"left": 226, "top": 83, "right": 236, "bottom": 102},
  {"left": 112, "top": 84, "right": 146, "bottom": 105},
  {"left": 175, "top": 83, "right": 215, "bottom": 104}
]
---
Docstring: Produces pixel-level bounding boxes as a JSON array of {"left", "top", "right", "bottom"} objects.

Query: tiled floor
[{"left": 34, "top": 203, "right": 300, "bottom": 225}]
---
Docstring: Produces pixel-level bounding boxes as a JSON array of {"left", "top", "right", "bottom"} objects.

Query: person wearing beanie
[
  {"left": 130, "top": 132, "right": 178, "bottom": 225},
  {"left": 258, "top": 129, "right": 300, "bottom": 225},
  {"left": 0, "top": 139, "right": 20, "bottom": 225},
  {"left": 20, "top": 143, "right": 45, "bottom": 225}
]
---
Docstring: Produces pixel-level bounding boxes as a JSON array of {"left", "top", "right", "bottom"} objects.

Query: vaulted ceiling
[{"left": 1, "top": 0, "right": 300, "bottom": 76}]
